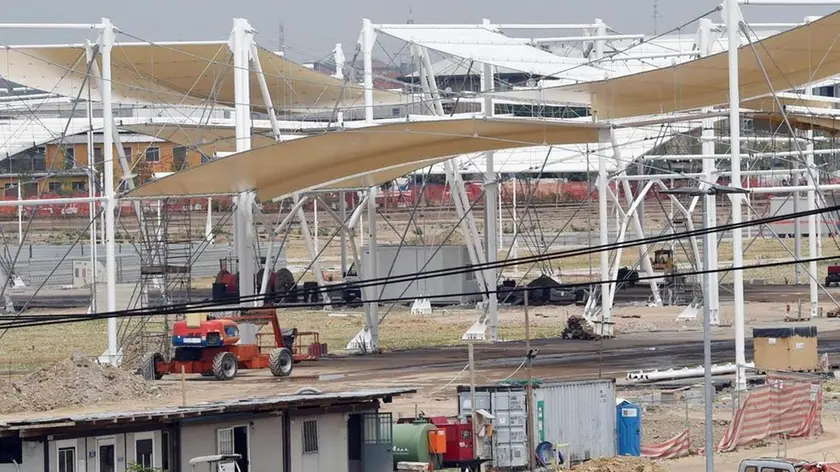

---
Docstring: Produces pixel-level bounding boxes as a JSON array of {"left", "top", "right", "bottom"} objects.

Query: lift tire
[
  {"left": 269, "top": 348, "right": 294, "bottom": 377},
  {"left": 212, "top": 352, "right": 238, "bottom": 381},
  {"left": 140, "top": 352, "right": 164, "bottom": 381}
]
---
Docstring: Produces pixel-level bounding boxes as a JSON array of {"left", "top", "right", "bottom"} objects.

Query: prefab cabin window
[
  {"left": 136, "top": 437, "right": 154, "bottom": 468},
  {"left": 57, "top": 446, "right": 75, "bottom": 472},
  {"left": 0, "top": 436, "right": 22, "bottom": 464},
  {"left": 302, "top": 420, "right": 319, "bottom": 454}
]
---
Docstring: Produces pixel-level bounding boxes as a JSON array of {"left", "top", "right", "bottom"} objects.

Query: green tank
[{"left": 392, "top": 422, "right": 441, "bottom": 470}]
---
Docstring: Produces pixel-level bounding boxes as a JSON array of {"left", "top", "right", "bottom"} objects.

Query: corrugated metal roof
[{"left": 0, "top": 388, "right": 416, "bottom": 432}]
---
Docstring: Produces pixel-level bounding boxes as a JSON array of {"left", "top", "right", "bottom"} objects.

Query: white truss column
[
  {"left": 415, "top": 44, "right": 488, "bottom": 302},
  {"left": 99, "top": 18, "right": 119, "bottom": 365},
  {"left": 612, "top": 137, "right": 661, "bottom": 306},
  {"left": 595, "top": 128, "right": 613, "bottom": 336},
  {"left": 481, "top": 18, "right": 499, "bottom": 341},
  {"left": 349, "top": 18, "right": 380, "bottom": 352},
  {"left": 249, "top": 41, "right": 329, "bottom": 306},
  {"left": 593, "top": 18, "right": 606, "bottom": 60},
  {"left": 726, "top": 0, "right": 747, "bottom": 391},
  {"left": 231, "top": 18, "right": 259, "bottom": 348},
  {"left": 805, "top": 87, "right": 819, "bottom": 317},
  {"left": 412, "top": 45, "right": 489, "bottom": 341},
  {"left": 699, "top": 18, "right": 720, "bottom": 326}
]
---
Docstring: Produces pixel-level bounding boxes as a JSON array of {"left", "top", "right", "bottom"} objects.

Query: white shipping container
[
  {"left": 764, "top": 195, "right": 840, "bottom": 237},
  {"left": 457, "top": 378, "right": 616, "bottom": 468},
  {"left": 361, "top": 244, "right": 481, "bottom": 305}
]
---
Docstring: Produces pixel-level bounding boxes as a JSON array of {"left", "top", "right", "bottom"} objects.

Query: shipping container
[
  {"left": 360, "top": 245, "right": 480, "bottom": 305},
  {"left": 764, "top": 195, "right": 840, "bottom": 237},
  {"left": 457, "top": 378, "right": 616, "bottom": 468}
]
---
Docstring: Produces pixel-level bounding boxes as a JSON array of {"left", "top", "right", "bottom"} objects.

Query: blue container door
[{"left": 616, "top": 402, "right": 641, "bottom": 456}]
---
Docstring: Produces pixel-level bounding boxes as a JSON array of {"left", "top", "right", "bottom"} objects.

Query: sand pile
[
  {"left": 0, "top": 352, "right": 166, "bottom": 413},
  {"left": 573, "top": 457, "right": 666, "bottom": 472}
]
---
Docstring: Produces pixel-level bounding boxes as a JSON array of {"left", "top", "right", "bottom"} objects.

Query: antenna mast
[
  {"left": 278, "top": 21, "right": 285, "bottom": 54},
  {"left": 652, "top": 0, "right": 662, "bottom": 34}
]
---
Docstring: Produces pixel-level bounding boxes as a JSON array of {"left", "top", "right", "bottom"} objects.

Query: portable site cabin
[{"left": 0, "top": 389, "right": 414, "bottom": 472}]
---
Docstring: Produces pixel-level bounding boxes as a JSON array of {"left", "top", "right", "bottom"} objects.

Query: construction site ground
[
  {"left": 3, "top": 300, "right": 840, "bottom": 468},
  {"left": 3, "top": 202, "right": 840, "bottom": 466}
]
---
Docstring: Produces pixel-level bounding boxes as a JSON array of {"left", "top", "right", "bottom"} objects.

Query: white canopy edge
[{"left": 374, "top": 24, "right": 610, "bottom": 83}]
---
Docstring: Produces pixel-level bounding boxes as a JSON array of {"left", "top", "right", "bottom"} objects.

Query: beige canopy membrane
[
  {"left": 741, "top": 95, "right": 839, "bottom": 113},
  {"left": 120, "top": 123, "right": 280, "bottom": 155},
  {"left": 123, "top": 122, "right": 447, "bottom": 190},
  {"left": 128, "top": 117, "right": 605, "bottom": 200},
  {"left": 749, "top": 111, "right": 840, "bottom": 135},
  {"left": 545, "top": 10, "right": 840, "bottom": 119},
  {"left": 0, "top": 42, "right": 402, "bottom": 111}
]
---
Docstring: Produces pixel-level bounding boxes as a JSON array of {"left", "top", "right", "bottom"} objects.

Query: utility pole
[
  {"left": 525, "top": 290, "right": 536, "bottom": 471},
  {"left": 468, "top": 341, "right": 478, "bottom": 460},
  {"left": 663, "top": 185, "right": 749, "bottom": 472}
]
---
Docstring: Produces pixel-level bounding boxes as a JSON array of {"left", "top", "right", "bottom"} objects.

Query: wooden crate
[{"left": 753, "top": 326, "right": 818, "bottom": 373}]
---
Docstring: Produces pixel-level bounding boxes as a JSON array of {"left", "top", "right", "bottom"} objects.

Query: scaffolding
[{"left": 120, "top": 197, "right": 195, "bottom": 363}]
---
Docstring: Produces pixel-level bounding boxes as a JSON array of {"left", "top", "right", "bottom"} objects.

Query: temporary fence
[
  {"left": 632, "top": 388, "right": 712, "bottom": 460},
  {"left": 717, "top": 374, "right": 823, "bottom": 452},
  {"left": 641, "top": 429, "right": 691, "bottom": 460}
]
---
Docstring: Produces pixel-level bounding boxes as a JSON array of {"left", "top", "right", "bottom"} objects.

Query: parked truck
[
  {"left": 738, "top": 458, "right": 840, "bottom": 472},
  {"left": 826, "top": 265, "right": 840, "bottom": 287}
]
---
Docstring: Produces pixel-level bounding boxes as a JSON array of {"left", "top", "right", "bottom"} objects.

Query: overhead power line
[{"left": 2, "top": 203, "right": 838, "bottom": 331}]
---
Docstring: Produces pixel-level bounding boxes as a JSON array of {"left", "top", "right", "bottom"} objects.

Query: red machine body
[
  {"left": 171, "top": 318, "right": 240, "bottom": 347},
  {"left": 429, "top": 417, "right": 475, "bottom": 465}
]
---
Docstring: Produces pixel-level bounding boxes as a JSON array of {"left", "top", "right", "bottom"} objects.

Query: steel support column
[
  {"left": 231, "top": 18, "right": 259, "bottom": 349},
  {"left": 699, "top": 18, "right": 720, "bottom": 325},
  {"left": 612, "top": 137, "right": 661, "bottom": 306},
  {"left": 481, "top": 19, "right": 499, "bottom": 341},
  {"left": 726, "top": 0, "right": 747, "bottom": 391},
  {"left": 596, "top": 128, "right": 612, "bottom": 336},
  {"left": 359, "top": 18, "right": 379, "bottom": 352},
  {"left": 100, "top": 18, "right": 119, "bottom": 364},
  {"left": 250, "top": 41, "right": 329, "bottom": 306},
  {"left": 806, "top": 86, "right": 819, "bottom": 317}
]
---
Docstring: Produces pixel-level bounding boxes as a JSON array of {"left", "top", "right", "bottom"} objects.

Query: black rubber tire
[
  {"left": 212, "top": 352, "right": 238, "bottom": 381},
  {"left": 269, "top": 348, "right": 294, "bottom": 377},
  {"left": 275, "top": 268, "right": 295, "bottom": 292},
  {"left": 140, "top": 352, "right": 164, "bottom": 381}
]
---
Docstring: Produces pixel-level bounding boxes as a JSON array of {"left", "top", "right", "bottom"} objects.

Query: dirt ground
[
  {"left": 4, "top": 301, "right": 840, "bottom": 374},
  {"left": 670, "top": 420, "right": 840, "bottom": 472},
  {"left": 3, "top": 284, "right": 840, "bottom": 465}
]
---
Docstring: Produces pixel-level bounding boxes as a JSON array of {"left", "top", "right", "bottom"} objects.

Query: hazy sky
[{"left": 0, "top": 1, "right": 837, "bottom": 62}]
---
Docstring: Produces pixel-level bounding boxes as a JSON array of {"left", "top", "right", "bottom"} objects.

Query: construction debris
[
  {"left": 0, "top": 352, "right": 166, "bottom": 413},
  {"left": 573, "top": 457, "right": 665, "bottom": 472},
  {"left": 562, "top": 315, "right": 600, "bottom": 340}
]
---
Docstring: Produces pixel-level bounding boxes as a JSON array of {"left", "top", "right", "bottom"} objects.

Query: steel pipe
[{"left": 626, "top": 362, "right": 755, "bottom": 382}]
